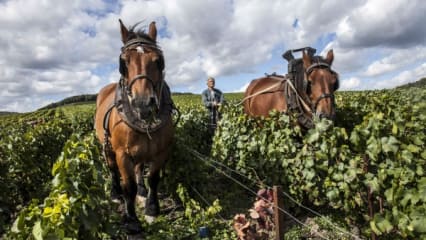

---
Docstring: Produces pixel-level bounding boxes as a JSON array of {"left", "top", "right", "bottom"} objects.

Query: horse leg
[
  {"left": 145, "top": 167, "right": 161, "bottom": 217},
  {"left": 105, "top": 154, "right": 122, "bottom": 203},
  {"left": 116, "top": 151, "right": 142, "bottom": 234},
  {"left": 135, "top": 163, "right": 148, "bottom": 197},
  {"left": 110, "top": 167, "right": 123, "bottom": 203}
]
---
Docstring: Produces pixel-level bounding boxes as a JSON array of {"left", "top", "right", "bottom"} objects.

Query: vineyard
[{"left": 0, "top": 86, "right": 425, "bottom": 239}]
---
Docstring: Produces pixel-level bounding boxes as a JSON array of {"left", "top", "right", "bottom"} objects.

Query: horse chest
[{"left": 125, "top": 135, "right": 160, "bottom": 158}]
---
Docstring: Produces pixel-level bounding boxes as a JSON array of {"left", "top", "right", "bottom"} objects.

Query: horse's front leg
[
  {"left": 116, "top": 151, "right": 142, "bottom": 234},
  {"left": 145, "top": 169, "right": 160, "bottom": 217},
  {"left": 135, "top": 163, "right": 148, "bottom": 197},
  {"left": 145, "top": 150, "right": 170, "bottom": 217},
  {"left": 105, "top": 153, "right": 122, "bottom": 203}
]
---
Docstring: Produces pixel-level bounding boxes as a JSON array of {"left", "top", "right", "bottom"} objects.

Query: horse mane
[{"left": 126, "top": 22, "right": 155, "bottom": 43}]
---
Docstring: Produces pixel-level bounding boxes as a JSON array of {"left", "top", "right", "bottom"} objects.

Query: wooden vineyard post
[{"left": 273, "top": 186, "right": 285, "bottom": 240}]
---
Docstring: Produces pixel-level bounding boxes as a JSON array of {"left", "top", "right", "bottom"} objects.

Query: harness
[
  {"left": 284, "top": 48, "right": 339, "bottom": 128},
  {"left": 101, "top": 37, "right": 179, "bottom": 158},
  {"left": 244, "top": 47, "right": 339, "bottom": 129}
]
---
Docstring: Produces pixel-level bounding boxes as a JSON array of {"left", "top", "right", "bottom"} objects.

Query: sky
[{"left": 0, "top": 0, "right": 425, "bottom": 112}]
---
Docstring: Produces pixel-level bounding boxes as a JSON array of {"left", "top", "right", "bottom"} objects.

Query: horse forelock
[
  {"left": 122, "top": 25, "right": 164, "bottom": 74},
  {"left": 125, "top": 23, "right": 161, "bottom": 51}
]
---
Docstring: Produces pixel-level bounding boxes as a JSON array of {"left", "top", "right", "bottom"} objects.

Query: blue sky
[{"left": 0, "top": 0, "right": 425, "bottom": 112}]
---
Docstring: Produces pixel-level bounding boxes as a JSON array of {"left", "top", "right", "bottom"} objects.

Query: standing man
[{"left": 201, "top": 77, "right": 224, "bottom": 128}]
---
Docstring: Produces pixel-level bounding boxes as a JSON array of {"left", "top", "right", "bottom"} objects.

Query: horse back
[{"left": 243, "top": 77, "right": 287, "bottom": 116}]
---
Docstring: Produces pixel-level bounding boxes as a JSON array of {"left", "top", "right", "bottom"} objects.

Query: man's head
[{"left": 207, "top": 77, "right": 215, "bottom": 89}]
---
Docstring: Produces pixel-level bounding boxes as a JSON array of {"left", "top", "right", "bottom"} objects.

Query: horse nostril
[
  {"left": 317, "top": 112, "right": 327, "bottom": 119},
  {"left": 149, "top": 97, "right": 157, "bottom": 106},
  {"left": 318, "top": 112, "right": 335, "bottom": 120}
]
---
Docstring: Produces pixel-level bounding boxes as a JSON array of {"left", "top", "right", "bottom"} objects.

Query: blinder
[
  {"left": 332, "top": 70, "right": 339, "bottom": 91},
  {"left": 119, "top": 55, "right": 127, "bottom": 76}
]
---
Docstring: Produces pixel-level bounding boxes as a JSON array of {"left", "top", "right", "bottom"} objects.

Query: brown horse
[
  {"left": 243, "top": 49, "right": 339, "bottom": 128},
  {"left": 95, "top": 19, "right": 174, "bottom": 234}
]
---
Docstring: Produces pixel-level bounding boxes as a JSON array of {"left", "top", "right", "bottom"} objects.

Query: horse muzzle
[
  {"left": 316, "top": 111, "right": 336, "bottom": 121},
  {"left": 131, "top": 96, "right": 159, "bottom": 119}
]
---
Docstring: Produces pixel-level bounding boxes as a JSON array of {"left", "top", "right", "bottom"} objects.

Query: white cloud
[
  {"left": 336, "top": 0, "right": 426, "bottom": 48},
  {"left": 364, "top": 47, "right": 426, "bottom": 76},
  {"left": 0, "top": 0, "right": 425, "bottom": 112},
  {"left": 233, "top": 82, "right": 250, "bottom": 93},
  {"left": 373, "top": 63, "right": 426, "bottom": 89},
  {"left": 340, "top": 77, "right": 361, "bottom": 90}
]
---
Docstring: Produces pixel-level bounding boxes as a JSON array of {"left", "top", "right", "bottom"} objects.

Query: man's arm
[
  {"left": 219, "top": 91, "right": 224, "bottom": 104},
  {"left": 201, "top": 90, "right": 213, "bottom": 108},
  {"left": 214, "top": 89, "right": 224, "bottom": 105}
]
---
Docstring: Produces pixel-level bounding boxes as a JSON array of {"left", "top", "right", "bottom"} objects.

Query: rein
[
  {"left": 241, "top": 61, "right": 336, "bottom": 129},
  {"left": 285, "top": 77, "right": 312, "bottom": 114},
  {"left": 236, "top": 77, "right": 285, "bottom": 106}
]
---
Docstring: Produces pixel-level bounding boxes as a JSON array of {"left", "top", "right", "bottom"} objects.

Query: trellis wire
[
  {"left": 184, "top": 145, "right": 360, "bottom": 240},
  {"left": 184, "top": 146, "right": 330, "bottom": 240}
]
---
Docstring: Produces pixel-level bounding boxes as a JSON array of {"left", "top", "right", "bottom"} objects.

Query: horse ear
[
  {"left": 325, "top": 49, "right": 334, "bottom": 65},
  {"left": 302, "top": 50, "right": 312, "bottom": 69},
  {"left": 148, "top": 21, "right": 157, "bottom": 41},
  {"left": 119, "top": 19, "right": 129, "bottom": 44}
]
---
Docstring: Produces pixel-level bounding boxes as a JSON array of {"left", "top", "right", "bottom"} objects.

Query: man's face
[{"left": 207, "top": 79, "right": 215, "bottom": 88}]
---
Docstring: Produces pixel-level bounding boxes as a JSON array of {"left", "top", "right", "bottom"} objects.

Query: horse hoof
[
  {"left": 127, "top": 233, "right": 143, "bottom": 240},
  {"left": 124, "top": 221, "right": 143, "bottom": 235},
  {"left": 111, "top": 192, "right": 123, "bottom": 204},
  {"left": 137, "top": 186, "right": 148, "bottom": 197},
  {"left": 112, "top": 197, "right": 122, "bottom": 204},
  {"left": 145, "top": 215, "right": 156, "bottom": 224},
  {"left": 136, "top": 195, "right": 146, "bottom": 206},
  {"left": 144, "top": 204, "right": 159, "bottom": 217}
]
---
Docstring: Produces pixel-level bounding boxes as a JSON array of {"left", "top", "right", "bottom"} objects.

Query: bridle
[
  {"left": 303, "top": 61, "right": 338, "bottom": 115},
  {"left": 120, "top": 73, "right": 163, "bottom": 112},
  {"left": 103, "top": 36, "right": 167, "bottom": 136},
  {"left": 119, "top": 37, "right": 164, "bottom": 101}
]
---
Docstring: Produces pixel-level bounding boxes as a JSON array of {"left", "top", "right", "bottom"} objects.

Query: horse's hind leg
[
  {"left": 116, "top": 151, "right": 142, "bottom": 234},
  {"left": 135, "top": 163, "right": 148, "bottom": 197}
]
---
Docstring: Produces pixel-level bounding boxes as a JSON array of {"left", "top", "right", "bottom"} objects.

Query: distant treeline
[
  {"left": 35, "top": 77, "right": 425, "bottom": 111},
  {"left": 38, "top": 94, "right": 98, "bottom": 110},
  {"left": 38, "top": 92, "right": 197, "bottom": 111},
  {"left": 396, "top": 77, "right": 426, "bottom": 89},
  {"left": 0, "top": 112, "right": 19, "bottom": 116}
]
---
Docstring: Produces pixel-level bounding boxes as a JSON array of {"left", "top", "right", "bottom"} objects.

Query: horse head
[
  {"left": 302, "top": 49, "right": 339, "bottom": 120},
  {"left": 119, "top": 19, "right": 165, "bottom": 120}
]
